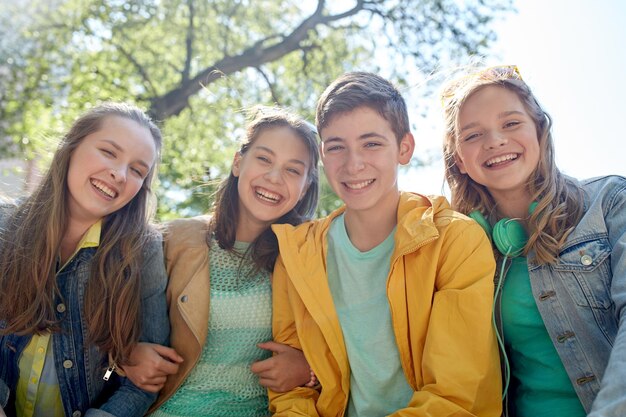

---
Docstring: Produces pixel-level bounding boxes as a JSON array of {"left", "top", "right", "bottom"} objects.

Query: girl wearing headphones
[{"left": 441, "top": 65, "right": 626, "bottom": 417}]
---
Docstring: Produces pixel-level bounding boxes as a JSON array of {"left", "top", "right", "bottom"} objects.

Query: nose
[
  {"left": 346, "top": 149, "right": 365, "bottom": 174},
  {"left": 109, "top": 166, "right": 126, "bottom": 183},
  {"left": 484, "top": 131, "right": 507, "bottom": 149},
  {"left": 264, "top": 167, "right": 283, "bottom": 184}
]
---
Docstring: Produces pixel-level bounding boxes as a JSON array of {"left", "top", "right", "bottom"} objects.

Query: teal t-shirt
[
  {"left": 501, "top": 256, "right": 585, "bottom": 417},
  {"left": 327, "top": 214, "right": 413, "bottom": 417}
]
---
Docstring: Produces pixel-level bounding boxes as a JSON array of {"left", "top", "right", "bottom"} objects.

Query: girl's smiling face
[
  {"left": 455, "top": 85, "right": 540, "bottom": 203},
  {"left": 66, "top": 115, "right": 157, "bottom": 226},
  {"left": 232, "top": 126, "right": 311, "bottom": 241}
]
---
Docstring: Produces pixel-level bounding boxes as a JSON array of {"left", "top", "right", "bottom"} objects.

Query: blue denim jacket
[
  {"left": 511, "top": 175, "right": 626, "bottom": 415},
  {"left": 0, "top": 208, "right": 170, "bottom": 417}
]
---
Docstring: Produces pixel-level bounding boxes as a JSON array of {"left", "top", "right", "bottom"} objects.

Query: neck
[
  {"left": 60, "top": 219, "right": 92, "bottom": 263},
  {"left": 343, "top": 195, "right": 399, "bottom": 252},
  {"left": 491, "top": 189, "right": 534, "bottom": 220},
  {"left": 235, "top": 217, "right": 266, "bottom": 243}
]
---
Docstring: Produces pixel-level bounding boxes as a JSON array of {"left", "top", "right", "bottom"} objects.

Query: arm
[
  {"left": 250, "top": 341, "right": 312, "bottom": 392},
  {"left": 268, "top": 256, "right": 321, "bottom": 417},
  {"left": 89, "top": 237, "right": 171, "bottom": 416},
  {"left": 588, "top": 180, "right": 626, "bottom": 416},
  {"left": 390, "top": 223, "right": 502, "bottom": 417}
]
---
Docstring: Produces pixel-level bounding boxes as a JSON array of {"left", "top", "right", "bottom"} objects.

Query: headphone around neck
[
  {"left": 468, "top": 202, "right": 537, "bottom": 258},
  {"left": 469, "top": 201, "right": 537, "bottom": 401}
]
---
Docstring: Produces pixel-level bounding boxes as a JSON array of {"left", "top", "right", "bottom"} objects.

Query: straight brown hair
[{"left": 0, "top": 102, "right": 162, "bottom": 366}]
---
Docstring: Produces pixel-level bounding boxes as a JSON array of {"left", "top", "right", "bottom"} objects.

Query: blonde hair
[{"left": 441, "top": 66, "right": 583, "bottom": 264}]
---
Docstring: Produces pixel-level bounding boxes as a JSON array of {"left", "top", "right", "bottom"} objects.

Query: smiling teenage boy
[{"left": 269, "top": 72, "right": 502, "bottom": 417}]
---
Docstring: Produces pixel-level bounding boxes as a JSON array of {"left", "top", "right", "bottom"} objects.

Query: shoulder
[
  {"left": 272, "top": 212, "right": 337, "bottom": 247},
  {"left": 580, "top": 175, "right": 626, "bottom": 194},
  {"left": 164, "top": 215, "right": 212, "bottom": 249},
  {"left": 578, "top": 175, "right": 626, "bottom": 211},
  {"left": 398, "top": 191, "right": 477, "bottom": 232}
]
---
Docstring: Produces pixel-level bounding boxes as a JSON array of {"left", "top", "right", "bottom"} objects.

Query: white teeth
[
  {"left": 344, "top": 179, "right": 374, "bottom": 190},
  {"left": 486, "top": 153, "right": 518, "bottom": 167},
  {"left": 256, "top": 188, "right": 281, "bottom": 203},
  {"left": 91, "top": 179, "right": 116, "bottom": 198}
]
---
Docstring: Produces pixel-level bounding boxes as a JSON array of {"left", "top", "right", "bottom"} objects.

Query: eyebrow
[
  {"left": 460, "top": 110, "right": 526, "bottom": 133},
  {"left": 101, "top": 139, "right": 152, "bottom": 170},
  {"left": 323, "top": 131, "right": 390, "bottom": 143},
  {"left": 254, "top": 145, "right": 307, "bottom": 167}
]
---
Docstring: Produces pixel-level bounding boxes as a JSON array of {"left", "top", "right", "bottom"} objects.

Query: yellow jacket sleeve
[{"left": 269, "top": 256, "right": 321, "bottom": 417}]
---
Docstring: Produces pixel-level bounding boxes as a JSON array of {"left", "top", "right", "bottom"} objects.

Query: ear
[
  {"left": 231, "top": 152, "right": 242, "bottom": 177},
  {"left": 454, "top": 152, "right": 467, "bottom": 174},
  {"left": 398, "top": 133, "right": 415, "bottom": 165}
]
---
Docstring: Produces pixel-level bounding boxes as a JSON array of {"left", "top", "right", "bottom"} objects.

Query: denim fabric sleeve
[
  {"left": 588, "top": 178, "right": 626, "bottom": 416},
  {"left": 91, "top": 233, "right": 170, "bottom": 417},
  {"left": 0, "top": 378, "right": 8, "bottom": 408}
]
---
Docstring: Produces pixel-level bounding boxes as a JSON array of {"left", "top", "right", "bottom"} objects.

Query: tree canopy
[{"left": 0, "top": 0, "right": 512, "bottom": 217}]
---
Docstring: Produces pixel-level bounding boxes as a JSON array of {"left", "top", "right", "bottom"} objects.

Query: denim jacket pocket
[{"left": 553, "top": 237, "right": 613, "bottom": 310}]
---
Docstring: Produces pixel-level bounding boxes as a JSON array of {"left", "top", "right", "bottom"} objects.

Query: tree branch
[
  {"left": 149, "top": 0, "right": 367, "bottom": 119},
  {"left": 112, "top": 41, "right": 158, "bottom": 97},
  {"left": 255, "top": 67, "right": 280, "bottom": 105},
  {"left": 182, "top": 0, "right": 195, "bottom": 83}
]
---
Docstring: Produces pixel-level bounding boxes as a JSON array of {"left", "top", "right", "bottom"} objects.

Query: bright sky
[{"left": 400, "top": 0, "right": 626, "bottom": 196}]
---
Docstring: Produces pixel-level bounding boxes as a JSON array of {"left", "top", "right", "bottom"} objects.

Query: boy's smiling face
[{"left": 320, "top": 106, "right": 414, "bottom": 218}]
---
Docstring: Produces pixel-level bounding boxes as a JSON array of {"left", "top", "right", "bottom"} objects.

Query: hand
[
  {"left": 122, "top": 342, "right": 184, "bottom": 393},
  {"left": 250, "top": 341, "right": 311, "bottom": 392}
]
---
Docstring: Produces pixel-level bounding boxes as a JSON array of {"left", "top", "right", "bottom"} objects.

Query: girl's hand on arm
[
  {"left": 251, "top": 341, "right": 311, "bottom": 392},
  {"left": 122, "top": 342, "right": 184, "bottom": 393}
]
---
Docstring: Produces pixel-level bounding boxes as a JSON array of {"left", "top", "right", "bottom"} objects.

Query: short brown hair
[{"left": 316, "top": 72, "right": 410, "bottom": 143}]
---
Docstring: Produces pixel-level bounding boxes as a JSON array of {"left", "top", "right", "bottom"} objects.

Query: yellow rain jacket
[{"left": 269, "top": 192, "right": 502, "bottom": 417}]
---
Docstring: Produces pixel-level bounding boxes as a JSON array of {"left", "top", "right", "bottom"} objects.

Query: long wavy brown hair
[
  {"left": 0, "top": 102, "right": 162, "bottom": 366},
  {"left": 441, "top": 66, "right": 583, "bottom": 264},
  {"left": 211, "top": 106, "right": 319, "bottom": 272}
]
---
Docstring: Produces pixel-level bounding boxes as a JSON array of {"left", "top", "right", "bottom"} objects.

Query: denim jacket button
[
  {"left": 580, "top": 254, "right": 593, "bottom": 266},
  {"left": 63, "top": 359, "right": 73, "bottom": 369},
  {"left": 539, "top": 290, "right": 556, "bottom": 301},
  {"left": 72, "top": 411, "right": 82, "bottom": 417},
  {"left": 181, "top": 295, "right": 188, "bottom": 302},
  {"left": 576, "top": 375, "right": 596, "bottom": 385},
  {"left": 56, "top": 303, "right": 66, "bottom": 313},
  {"left": 557, "top": 331, "right": 575, "bottom": 343}
]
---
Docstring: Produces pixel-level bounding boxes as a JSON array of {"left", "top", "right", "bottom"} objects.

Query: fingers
[
  {"left": 250, "top": 356, "right": 273, "bottom": 375},
  {"left": 257, "top": 376, "right": 277, "bottom": 390},
  {"left": 130, "top": 372, "right": 168, "bottom": 391},
  {"left": 156, "top": 359, "right": 178, "bottom": 376},
  {"left": 152, "top": 344, "right": 184, "bottom": 364},
  {"left": 137, "top": 379, "right": 167, "bottom": 393},
  {"left": 257, "top": 340, "right": 288, "bottom": 353}
]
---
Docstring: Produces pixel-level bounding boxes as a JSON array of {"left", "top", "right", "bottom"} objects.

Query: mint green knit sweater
[{"left": 151, "top": 240, "right": 272, "bottom": 417}]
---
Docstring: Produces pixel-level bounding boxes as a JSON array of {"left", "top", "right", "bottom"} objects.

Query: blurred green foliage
[{"left": 0, "top": 0, "right": 512, "bottom": 218}]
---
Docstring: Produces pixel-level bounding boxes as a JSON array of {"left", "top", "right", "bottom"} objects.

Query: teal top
[
  {"left": 501, "top": 256, "right": 585, "bottom": 417},
  {"left": 327, "top": 214, "right": 413, "bottom": 417},
  {"left": 151, "top": 239, "right": 272, "bottom": 417}
]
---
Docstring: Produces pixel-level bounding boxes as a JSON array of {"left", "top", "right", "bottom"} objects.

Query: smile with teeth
[
  {"left": 91, "top": 179, "right": 117, "bottom": 199},
  {"left": 485, "top": 153, "right": 519, "bottom": 167},
  {"left": 344, "top": 179, "right": 374, "bottom": 190},
  {"left": 255, "top": 187, "right": 282, "bottom": 204}
]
